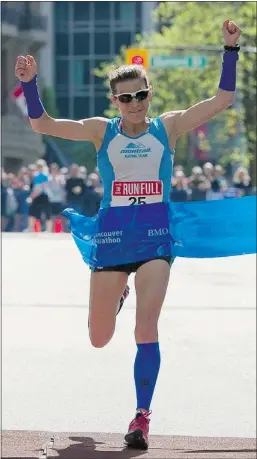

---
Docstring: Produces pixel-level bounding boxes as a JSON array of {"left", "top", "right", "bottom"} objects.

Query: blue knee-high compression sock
[{"left": 134, "top": 342, "right": 161, "bottom": 411}]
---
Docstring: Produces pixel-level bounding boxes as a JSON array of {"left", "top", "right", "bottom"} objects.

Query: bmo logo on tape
[{"left": 148, "top": 228, "right": 169, "bottom": 236}]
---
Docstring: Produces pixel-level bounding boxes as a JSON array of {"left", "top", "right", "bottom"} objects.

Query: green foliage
[
  {"left": 41, "top": 86, "right": 59, "bottom": 118},
  {"left": 94, "top": 2, "right": 256, "bottom": 181}
]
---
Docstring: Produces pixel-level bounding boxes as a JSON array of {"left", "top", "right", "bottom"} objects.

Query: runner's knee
[
  {"left": 89, "top": 332, "right": 113, "bottom": 348},
  {"left": 89, "top": 322, "right": 115, "bottom": 348}
]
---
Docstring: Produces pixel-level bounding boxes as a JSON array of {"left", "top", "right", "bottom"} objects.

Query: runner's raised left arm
[{"left": 163, "top": 19, "right": 241, "bottom": 138}]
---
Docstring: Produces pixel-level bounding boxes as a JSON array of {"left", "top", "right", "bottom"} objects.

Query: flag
[{"left": 12, "top": 85, "right": 28, "bottom": 117}]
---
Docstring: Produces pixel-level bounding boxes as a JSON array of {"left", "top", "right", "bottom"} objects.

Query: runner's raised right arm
[{"left": 15, "top": 55, "right": 107, "bottom": 143}]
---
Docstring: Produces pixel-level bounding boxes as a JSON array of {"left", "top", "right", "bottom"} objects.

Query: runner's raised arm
[
  {"left": 15, "top": 55, "right": 107, "bottom": 144},
  {"left": 161, "top": 19, "right": 241, "bottom": 138}
]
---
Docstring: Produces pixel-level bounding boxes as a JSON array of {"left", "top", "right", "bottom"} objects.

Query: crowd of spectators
[
  {"left": 1, "top": 159, "right": 254, "bottom": 232},
  {"left": 170, "top": 162, "right": 254, "bottom": 202},
  {"left": 1, "top": 160, "right": 102, "bottom": 232}
]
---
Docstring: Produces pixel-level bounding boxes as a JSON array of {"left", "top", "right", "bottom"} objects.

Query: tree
[
  {"left": 41, "top": 86, "right": 59, "bottom": 118},
  {"left": 94, "top": 2, "right": 256, "bottom": 181}
]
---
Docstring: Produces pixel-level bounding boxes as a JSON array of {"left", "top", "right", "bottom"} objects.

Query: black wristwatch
[{"left": 224, "top": 44, "right": 240, "bottom": 52}]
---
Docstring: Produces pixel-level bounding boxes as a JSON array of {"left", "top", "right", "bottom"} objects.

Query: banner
[{"left": 63, "top": 196, "right": 256, "bottom": 268}]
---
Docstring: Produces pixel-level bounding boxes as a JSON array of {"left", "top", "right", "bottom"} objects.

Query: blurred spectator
[
  {"left": 82, "top": 184, "right": 101, "bottom": 217},
  {"left": 16, "top": 180, "right": 30, "bottom": 232},
  {"left": 188, "top": 166, "right": 211, "bottom": 201},
  {"left": 233, "top": 166, "right": 253, "bottom": 196},
  {"left": 79, "top": 166, "right": 88, "bottom": 180},
  {"left": 81, "top": 172, "right": 102, "bottom": 216},
  {"left": 27, "top": 164, "right": 37, "bottom": 181},
  {"left": 65, "top": 164, "right": 86, "bottom": 213},
  {"left": 28, "top": 159, "right": 52, "bottom": 232},
  {"left": 174, "top": 165, "right": 184, "bottom": 174},
  {"left": 47, "top": 163, "right": 66, "bottom": 231},
  {"left": 60, "top": 167, "right": 69, "bottom": 178},
  {"left": 213, "top": 165, "right": 227, "bottom": 190},
  {"left": 170, "top": 170, "right": 189, "bottom": 202},
  {"left": 1, "top": 172, "right": 19, "bottom": 232},
  {"left": 203, "top": 162, "right": 214, "bottom": 181},
  {"left": 206, "top": 164, "right": 228, "bottom": 200},
  {"left": 87, "top": 172, "right": 103, "bottom": 195},
  {"left": 1, "top": 172, "right": 8, "bottom": 231}
]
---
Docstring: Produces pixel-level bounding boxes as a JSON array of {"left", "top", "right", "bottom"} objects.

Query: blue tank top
[
  {"left": 97, "top": 117, "right": 175, "bottom": 208},
  {"left": 62, "top": 117, "right": 256, "bottom": 268}
]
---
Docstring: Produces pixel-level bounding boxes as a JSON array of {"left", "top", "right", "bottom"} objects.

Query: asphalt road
[{"left": 2, "top": 233, "right": 256, "bottom": 458}]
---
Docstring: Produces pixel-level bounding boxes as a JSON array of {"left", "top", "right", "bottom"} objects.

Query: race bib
[{"left": 111, "top": 180, "right": 163, "bottom": 206}]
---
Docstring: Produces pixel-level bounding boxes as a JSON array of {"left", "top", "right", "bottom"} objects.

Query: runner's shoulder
[
  {"left": 83, "top": 117, "right": 110, "bottom": 150},
  {"left": 83, "top": 117, "right": 109, "bottom": 148},
  {"left": 159, "top": 111, "right": 182, "bottom": 137},
  {"left": 85, "top": 116, "right": 109, "bottom": 137}
]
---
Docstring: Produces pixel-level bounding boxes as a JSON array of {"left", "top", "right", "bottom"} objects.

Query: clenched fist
[
  {"left": 222, "top": 19, "right": 241, "bottom": 47},
  {"left": 15, "top": 55, "right": 37, "bottom": 82}
]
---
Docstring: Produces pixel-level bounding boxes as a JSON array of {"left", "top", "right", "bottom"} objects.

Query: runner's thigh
[{"left": 89, "top": 270, "right": 128, "bottom": 347}]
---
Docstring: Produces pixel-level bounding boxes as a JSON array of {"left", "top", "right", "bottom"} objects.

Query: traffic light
[{"left": 125, "top": 48, "right": 149, "bottom": 70}]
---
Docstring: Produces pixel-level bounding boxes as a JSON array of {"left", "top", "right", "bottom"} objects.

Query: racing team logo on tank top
[
  {"left": 120, "top": 142, "right": 151, "bottom": 158},
  {"left": 99, "top": 118, "right": 174, "bottom": 208},
  {"left": 111, "top": 180, "right": 163, "bottom": 206}
]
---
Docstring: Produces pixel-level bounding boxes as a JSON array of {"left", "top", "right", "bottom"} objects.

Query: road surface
[{"left": 2, "top": 233, "right": 256, "bottom": 458}]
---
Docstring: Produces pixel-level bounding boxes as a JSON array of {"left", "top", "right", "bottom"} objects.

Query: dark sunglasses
[{"left": 114, "top": 88, "right": 150, "bottom": 104}]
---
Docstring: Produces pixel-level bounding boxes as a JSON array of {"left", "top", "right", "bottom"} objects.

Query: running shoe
[
  {"left": 116, "top": 285, "right": 130, "bottom": 315},
  {"left": 124, "top": 410, "right": 151, "bottom": 450}
]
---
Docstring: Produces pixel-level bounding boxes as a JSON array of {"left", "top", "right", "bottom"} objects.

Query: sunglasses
[{"left": 114, "top": 88, "right": 150, "bottom": 104}]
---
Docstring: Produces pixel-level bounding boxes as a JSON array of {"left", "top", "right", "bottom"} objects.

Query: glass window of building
[
  {"left": 93, "top": 59, "right": 107, "bottom": 90},
  {"left": 135, "top": 2, "right": 142, "bottom": 27},
  {"left": 73, "top": 1, "right": 90, "bottom": 21},
  {"left": 54, "top": 2, "right": 145, "bottom": 120},
  {"left": 114, "top": 31, "right": 132, "bottom": 54},
  {"left": 56, "top": 59, "right": 69, "bottom": 86},
  {"left": 56, "top": 33, "right": 69, "bottom": 56},
  {"left": 114, "top": 2, "right": 135, "bottom": 24},
  {"left": 94, "top": 94, "right": 110, "bottom": 117},
  {"left": 54, "top": 1, "right": 69, "bottom": 31},
  {"left": 56, "top": 96, "right": 70, "bottom": 118},
  {"left": 72, "top": 59, "right": 90, "bottom": 89},
  {"left": 55, "top": 1, "right": 69, "bottom": 20},
  {"left": 74, "top": 97, "right": 89, "bottom": 119},
  {"left": 94, "top": 32, "right": 110, "bottom": 55},
  {"left": 73, "top": 32, "right": 90, "bottom": 56},
  {"left": 94, "top": 2, "right": 110, "bottom": 21}
]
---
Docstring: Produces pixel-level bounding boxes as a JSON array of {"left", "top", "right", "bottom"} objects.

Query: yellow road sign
[{"left": 125, "top": 48, "right": 149, "bottom": 70}]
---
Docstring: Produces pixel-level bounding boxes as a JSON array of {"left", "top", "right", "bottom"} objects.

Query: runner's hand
[
  {"left": 15, "top": 55, "right": 37, "bottom": 82},
  {"left": 222, "top": 19, "right": 241, "bottom": 46}
]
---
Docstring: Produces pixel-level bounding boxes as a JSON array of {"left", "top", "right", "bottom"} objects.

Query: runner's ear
[{"left": 110, "top": 94, "right": 119, "bottom": 107}]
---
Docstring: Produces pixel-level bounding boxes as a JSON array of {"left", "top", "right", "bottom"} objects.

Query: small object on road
[{"left": 38, "top": 435, "right": 55, "bottom": 459}]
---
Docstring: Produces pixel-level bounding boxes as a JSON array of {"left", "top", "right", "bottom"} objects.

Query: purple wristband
[
  {"left": 219, "top": 51, "right": 239, "bottom": 92},
  {"left": 21, "top": 75, "right": 44, "bottom": 119}
]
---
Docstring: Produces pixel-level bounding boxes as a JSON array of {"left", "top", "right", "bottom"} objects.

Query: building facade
[
  {"left": 1, "top": 1, "right": 49, "bottom": 171},
  {"left": 53, "top": 2, "right": 156, "bottom": 119},
  {"left": 1, "top": 1, "right": 157, "bottom": 170}
]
